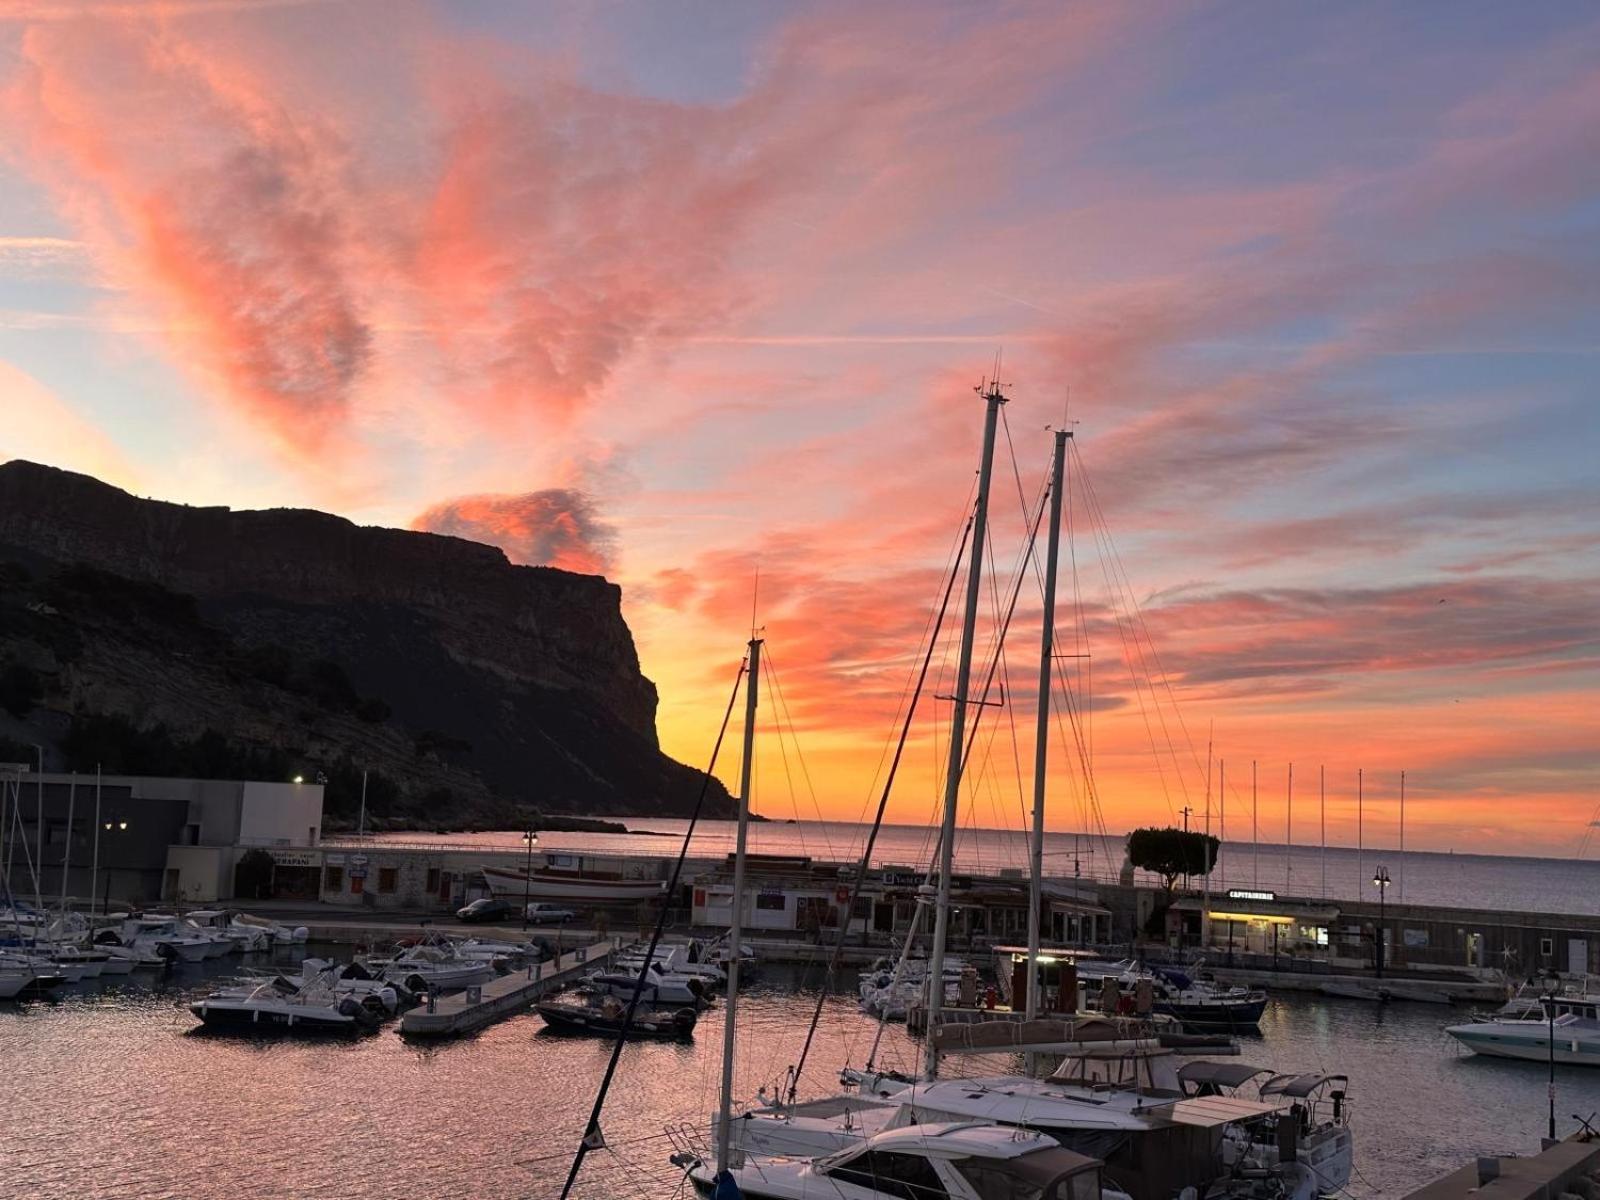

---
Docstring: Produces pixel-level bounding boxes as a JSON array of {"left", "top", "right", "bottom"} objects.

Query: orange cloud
[{"left": 412, "top": 487, "right": 617, "bottom": 576}]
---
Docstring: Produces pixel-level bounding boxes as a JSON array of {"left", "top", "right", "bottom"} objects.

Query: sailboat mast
[
  {"left": 90, "top": 766, "right": 102, "bottom": 922},
  {"left": 716, "top": 637, "right": 761, "bottom": 1174},
  {"left": 925, "top": 380, "right": 1006, "bottom": 1079},
  {"left": 1026, "top": 428, "right": 1069, "bottom": 1022}
]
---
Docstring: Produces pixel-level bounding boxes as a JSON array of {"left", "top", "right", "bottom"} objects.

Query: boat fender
[
  {"left": 292, "top": 926, "right": 309, "bottom": 942},
  {"left": 405, "top": 974, "right": 429, "bottom": 997},
  {"left": 710, "top": 1168, "right": 744, "bottom": 1200}
]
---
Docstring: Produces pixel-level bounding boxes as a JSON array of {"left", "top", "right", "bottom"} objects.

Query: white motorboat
[
  {"left": 115, "top": 916, "right": 213, "bottom": 964},
  {"left": 613, "top": 942, "right": 726, "bottom": 986},
  {"left": 190, "top": 972, "right": 385, "bottom": 1034},
  {"left": 365, "top": 938, "right": 498, "bottom": 992},
  {"left": 184, "top": 910, "right": 272, "bottom": 953},
  {"left": 218, "top": 960, "right": 409, "bottom": 1015},
  {"left": 0, "top": 956, "right": 66, "bottom": 998},
  {"left": 1446, "top": 1013, "right": 1600, "bottom": 1065},
  {"left": 587, "top": 959, "right": 712, "bottom": 1006},
  {"left": 449, "top": 936, "right": 544, "bottom": 965},
  {"left": 231, "top": 912, "right": 310, "bottom": 943},
  {"left": 676, "top": 1120, "right": 1130, "bottom": 1200}
]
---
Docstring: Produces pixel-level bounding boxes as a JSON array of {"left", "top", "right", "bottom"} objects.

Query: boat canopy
[
  {"left": 1261, "top": 1072, "right": 1348, "bottom": 1098},
  {"left": 1177, "top": 1061, "right": 1274, "bottom": 1093}
]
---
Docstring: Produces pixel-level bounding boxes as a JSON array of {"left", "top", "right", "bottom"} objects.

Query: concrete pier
[
  {"left": 1405, "top": 1136, "right": 1600, "bottom": 1198},
  {"left": 399, "top": 938, "right": 619, "bottom": 1038}
]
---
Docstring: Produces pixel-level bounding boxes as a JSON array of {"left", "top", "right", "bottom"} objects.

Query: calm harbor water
[
  {"left": 376, "top": 820, "right": 1600, "bottom": 916},
  {"left": 5, "top": 949, "right": 1599, "bottom": 1198}
]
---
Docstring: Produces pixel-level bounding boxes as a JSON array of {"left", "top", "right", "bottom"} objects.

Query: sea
[
  {"left": 372, "top": 819, "right": 1600, "bottom": 916},
  {"left": 4, "top": 950, "right": 1599, "bottom": 1199}
]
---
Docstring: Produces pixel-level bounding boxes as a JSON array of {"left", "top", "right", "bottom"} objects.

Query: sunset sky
[{"left": 1, "top": 1, "right": 1595, "bottom": 855}]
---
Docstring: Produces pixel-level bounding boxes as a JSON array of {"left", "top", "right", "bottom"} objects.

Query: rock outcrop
[{"left": 0, "top": 460, "right": 731, "bottom": 824}]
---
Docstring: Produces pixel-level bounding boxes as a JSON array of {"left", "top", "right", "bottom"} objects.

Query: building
[{"left": 0, "top": 766, "right": 323, "bottom": 906}]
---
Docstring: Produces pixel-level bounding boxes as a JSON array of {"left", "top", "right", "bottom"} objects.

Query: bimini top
[
  {"left": 1177, "top": 1061, "right": 1275, "bottom": 1093},
  {"left": 1260, "top": 1073, "right": 1348, "bottom": 1098}
]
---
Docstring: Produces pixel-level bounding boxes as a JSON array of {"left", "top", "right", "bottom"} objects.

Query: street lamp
[
  {"left": 1545, "top": 973, "right": 1561, "bottom": 1142},
  {"left": 1372, "top": 866, "right": 1391, "bottom": 979},
  {"left": 521, "top": 830, "right": 538, "bottom": 929}
]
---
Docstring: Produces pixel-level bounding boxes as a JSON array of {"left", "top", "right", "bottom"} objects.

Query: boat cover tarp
[{"left": 1154, "top": 967, "right": 1193, "bottom": 990}]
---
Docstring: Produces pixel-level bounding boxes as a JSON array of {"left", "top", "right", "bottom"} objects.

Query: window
[
  {"left": 852, "top": 897, "right": 873, "bottom": 919},
  {"left": 426, "top": 868, "right": 441, "bottom": 893},
  {"left": 828, "top": 1151, "right": 949, "bottom": 1199},
  {"left": 378, "top": 867, "right": 398, "bottom": 894},
  {"left": 755, "top": 893, "right": 786, "bottom": 911},
  {"left": 324, "top": 866, "right": 343, "bottom": 891},
  {"left": 1541, "top": 937, "right": 1555, "bottom": 957}
]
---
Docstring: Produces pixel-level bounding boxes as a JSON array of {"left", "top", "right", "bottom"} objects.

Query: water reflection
[{"left": 6, "top": 956, "right": 1600, "bottom": 1198}]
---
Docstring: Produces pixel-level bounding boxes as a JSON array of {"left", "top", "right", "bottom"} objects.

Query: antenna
[{"left": 750, "top": 566, "right": 760, "bottom": 642}]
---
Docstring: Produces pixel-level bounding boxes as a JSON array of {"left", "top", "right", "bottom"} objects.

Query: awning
[
  {"left": 1168, "top": 1095, "right": 1280, "bottom": 1127},
  {"left": 1177, "top": 1061, "right": 1275, "bottom": 1092},
  {"left": 1261, "top": 1072, "right": 1348, "bottom": 1098}
]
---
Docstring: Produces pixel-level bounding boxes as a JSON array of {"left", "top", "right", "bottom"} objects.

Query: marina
[{"left": 10, "top": 952, "right": 1600, "bottom": 1197}]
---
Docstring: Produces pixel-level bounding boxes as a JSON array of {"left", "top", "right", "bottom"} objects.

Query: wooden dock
[{"left": 399, "top": 938, "right": 619, "bottom": 1038}]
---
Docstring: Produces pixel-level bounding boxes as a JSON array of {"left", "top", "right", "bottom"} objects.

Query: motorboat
[
  {"left": 177, "top": 915, "right": 235, "bottom": 958},
  {"left": 674, "top": 1119, "right": 1131, "bottom": 1200},
  {"left": 218, "top": 959, "right": 410, "bottom": 1015},
  {"left": 365, "top": 938, "right": 498, "bottom": 993},
  {"left": 537, "top": 988, "right": 699, "bottom": 1040},
  {"left": 857, "top": 954, "right": 968, "bottom": 1019},
  {"left": 112, "top": 916, "right": 213, "bottom": 964},
  {"left": 190, "top": 972, "right": 385, "bottom": 1035},
  {"left": 612, "top": 941, "right": 727, "bottom": 986},
  {"left": 184, "top": 910, "right": 273, "bottom": 953},
  {"left": 231, "top": 912, "right": 310, "bottom": 943},
  {"left": 586, "top": 959, "right": 712, "bottom": 1006},
  {"left": 1482, "top": 981, "right": 1600, "bottom": 1022},
  {"left": 449, "top": 936, "right": 548, "bottom": 966},
  {"left": 0, "top": 956, "right": 66, "bottom": 998},
  {"left": 1446, "top": 1012, "right": 1600, "bottom": 1065}
]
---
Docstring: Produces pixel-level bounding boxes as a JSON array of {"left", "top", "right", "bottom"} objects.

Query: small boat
[
  {"left": 1142, "top": 966, "right": 1268, "bottom": 1027},
  {"left": 231, "top": 912, "right": 310, "bottom": 943},
  {"left": 537, "top": 989, "right": 698, "bottom": 1040},
  {"left": 190, "top": 973, "right": 384, "bottom": 1035},
  {"left": 586, "top": 959, "right": 711, "bottom": 1006},
  {"left": 1446, "top": 1013, "right": 1600, "bottom": 1064},
  {"left": 365, "top": 936, "right": 499, "bottom": 993},
  {"left": 0, "top": 958, "right": 66, "bottom": 998}
]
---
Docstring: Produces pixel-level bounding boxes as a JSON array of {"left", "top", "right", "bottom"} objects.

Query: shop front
[{"left": 1185, "top": 889, "right": 1339, "bottom": 966}]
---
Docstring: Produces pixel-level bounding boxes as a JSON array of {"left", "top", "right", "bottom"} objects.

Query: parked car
[
  {"left": 525, "top": 902, "right": 577, "bottom": 924},
  {"left": 456, "top": 898, "right": 515, "bottom": 923}
]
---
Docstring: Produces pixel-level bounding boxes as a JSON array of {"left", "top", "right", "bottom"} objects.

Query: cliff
[{"left": 0, "top": 460, "right": 732, "bottom": 825}]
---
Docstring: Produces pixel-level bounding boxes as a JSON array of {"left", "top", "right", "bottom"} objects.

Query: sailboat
[{"left": 722, "top": 387, "right": 1351, "bottom": 1200}]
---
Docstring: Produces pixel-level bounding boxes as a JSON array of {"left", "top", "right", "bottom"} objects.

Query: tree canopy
[{"left": 1126, "top": 826, "right": 1220, "bottom": 895}]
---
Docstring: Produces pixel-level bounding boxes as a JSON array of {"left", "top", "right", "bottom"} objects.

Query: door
[{"left": 1569, "top": 938, "right": 1588, "bottom": 975}]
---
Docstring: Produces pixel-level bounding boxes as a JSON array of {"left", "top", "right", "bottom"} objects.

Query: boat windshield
[{"left": 953, "top": 1149, "right": 1101, "bottom": 1200}]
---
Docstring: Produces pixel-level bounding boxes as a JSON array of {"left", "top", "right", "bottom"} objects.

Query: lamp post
[
  {"left": 521, "top": 830, "right": 538, "bottom": 930},
  {"left": 1372, "top": 865, "right": 1391, "bottom": 979},
  {"left": 1545, "top": 973, "right": 1561, "bottom": 1142}
]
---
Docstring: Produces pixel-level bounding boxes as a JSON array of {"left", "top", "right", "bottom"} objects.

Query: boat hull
[
  {"left": 481, "top": 866, "right": 665, "bottom": 904},
  {"left": 189, "top": 1000, "right": 370, "bottom": 1035},
  {"left": 537, "top": 1001, "right": 697, "bottom": 1040},
  {"left": 1447, "top": 1023, "right": 1600, "bottom": 1065},
  {"left": 1155, "top": 996, "right": 1268, "bottom": 1026}
]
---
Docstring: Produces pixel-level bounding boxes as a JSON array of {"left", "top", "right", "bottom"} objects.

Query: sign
[
  {"left": 269, "top": 850, "right": 319, "bottom": 867},
  {"left": 349, "top": 854, "right": 368, "bottom": 867},
  {"left": 1226, "top": 888, "right": 1277, "bottom": 903},
  {"left": 349, "top": 866, "right": 368, "bottom": 880},
  {"left": 324, "top": 854, "right": 345, "bottom": 866}
]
